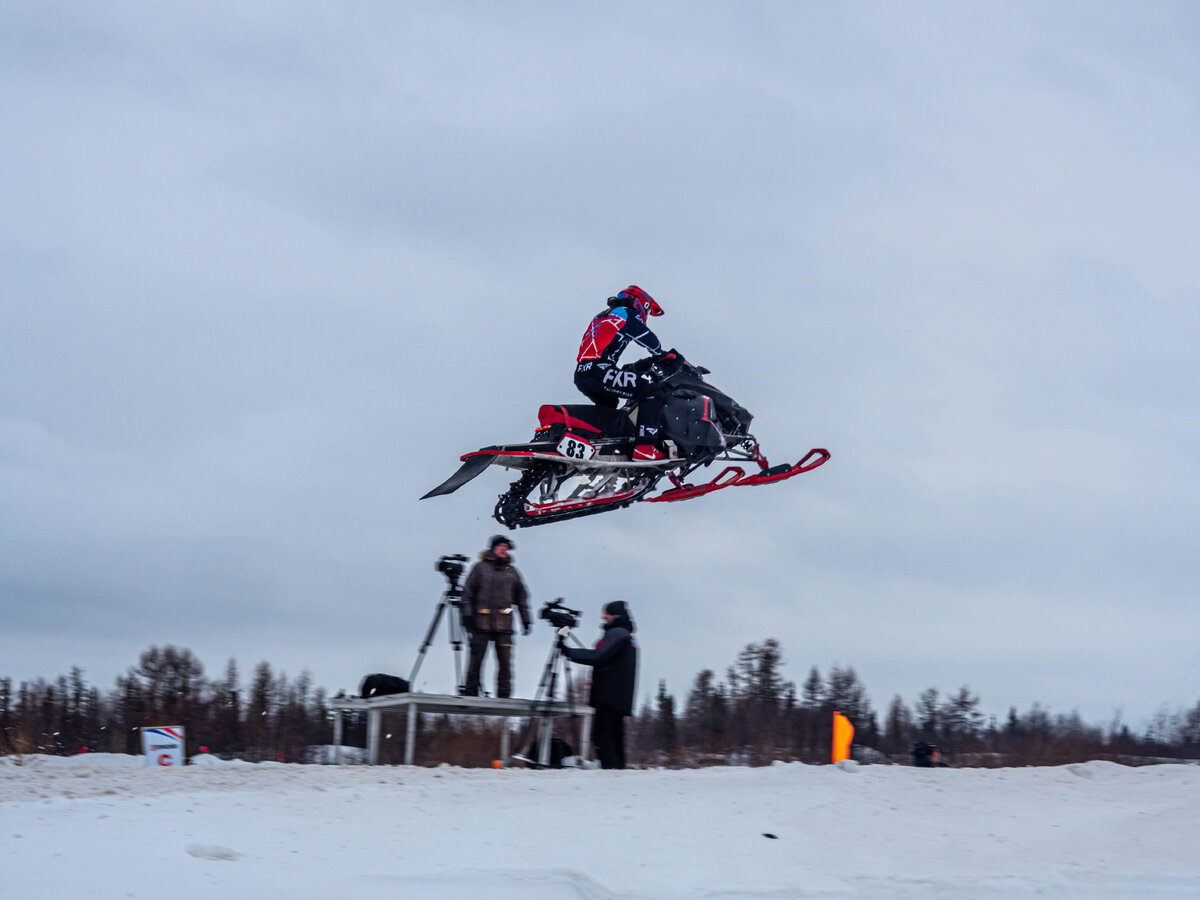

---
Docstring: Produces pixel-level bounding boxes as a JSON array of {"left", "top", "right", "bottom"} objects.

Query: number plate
[{"left": 556, "top": 433, "right": 596, "bottom": 461}]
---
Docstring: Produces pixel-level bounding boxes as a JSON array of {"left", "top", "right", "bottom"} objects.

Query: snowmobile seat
[{"left": 537, "top": 404, "right": 636, "bottom": 438}]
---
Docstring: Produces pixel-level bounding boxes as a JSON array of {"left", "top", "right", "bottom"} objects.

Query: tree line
[
  {"left": 0, "top": 646, "right": 333, "bottom": 762},
  {"left": 4, "top": 640, "right": 1200, "bottom": 767},
  {"left": 624, "top": 639, "right": 1200, "bottom": 767}
]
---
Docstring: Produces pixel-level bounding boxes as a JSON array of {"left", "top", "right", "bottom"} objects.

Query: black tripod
[
  {"left": 517, "top": 625, "right": 585, "bottom": 767},
  {"left": 409, "top": 555, "right": 470, "bottom": 692}
]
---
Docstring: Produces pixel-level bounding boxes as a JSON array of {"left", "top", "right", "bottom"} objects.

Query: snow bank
[
  {"left": 3, "top": 758, "right": 1198, "bottom": 898},
  {"left": 0, "top": 752, "right": 145, "bottom": 769}
]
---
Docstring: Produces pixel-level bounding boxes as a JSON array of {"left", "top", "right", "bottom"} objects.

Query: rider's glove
[{"left": 522, "top": 623, "right": 532, "bottom": 636}]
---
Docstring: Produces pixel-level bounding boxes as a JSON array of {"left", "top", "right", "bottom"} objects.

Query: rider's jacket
[{"left": 576, "top": 305, "right": 662, "bottom": 366}]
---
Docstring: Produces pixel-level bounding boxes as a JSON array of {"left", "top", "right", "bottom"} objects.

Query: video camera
[
  {"left": 539, "top": 598, "right": 580, "bottom": 630},
  {"left": 436, "top": 554, "right": 468, "bottom": 585}
]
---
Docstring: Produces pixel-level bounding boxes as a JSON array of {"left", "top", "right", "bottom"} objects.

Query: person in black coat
[{"left": 561, "top": 600, "right": 638, "bottom": 769}]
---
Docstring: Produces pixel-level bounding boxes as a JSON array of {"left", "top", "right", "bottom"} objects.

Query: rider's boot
[{"left": 633, "top": 443, "right": 667, "bottom": 461}]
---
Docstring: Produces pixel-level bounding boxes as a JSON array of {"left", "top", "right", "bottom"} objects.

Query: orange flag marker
[{"left": 832, "top": 711, "right": 854, "bottom": 763}]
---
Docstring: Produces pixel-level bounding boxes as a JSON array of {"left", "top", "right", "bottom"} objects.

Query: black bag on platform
[{"left": 359, "top": 673, "right": 410, "bottom": 698}]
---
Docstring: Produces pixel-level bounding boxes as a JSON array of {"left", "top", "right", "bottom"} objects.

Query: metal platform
[{"left": 329, "top": 692, "right": 592, "bottom": 766}]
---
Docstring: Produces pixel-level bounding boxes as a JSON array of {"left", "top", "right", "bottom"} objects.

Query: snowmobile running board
[
  {"left": 646, "top": 448, "right": 830, "bottom": 503},
  {"left": 420, "top": 446, "right": 686, "bottom": 500},
  {"left": 421, "top": 446, "right": 829, "bottom": 504},
  {"left": 460, "top": 449, "right": 682, "bottom": 470}
]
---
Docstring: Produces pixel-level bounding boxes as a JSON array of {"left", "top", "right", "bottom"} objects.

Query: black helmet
[{"left": 489, "top": 534, "right": 514, "bottom": 551}]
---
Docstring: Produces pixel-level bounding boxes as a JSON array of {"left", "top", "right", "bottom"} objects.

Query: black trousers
[
  {"left": 593, "top": 706, "right": 627, "bottom": 770},
  {"left": 574, "top": 362, "right": 657, "bottom": 409},
  {"left": 574, "top": 363, "right": 626, "bottom": 408},
  {"left": 464, "top": 632, "right": 513, "bottom": 698}
]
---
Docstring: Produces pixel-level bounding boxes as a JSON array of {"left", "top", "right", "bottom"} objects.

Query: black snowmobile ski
[{"left": 420, "top": 452, "right": 498, "bottom": 499}]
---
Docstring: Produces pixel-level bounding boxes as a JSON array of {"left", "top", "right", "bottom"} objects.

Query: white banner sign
[{"left": 142, "top": 726, "right": 185, "bottom": 766}]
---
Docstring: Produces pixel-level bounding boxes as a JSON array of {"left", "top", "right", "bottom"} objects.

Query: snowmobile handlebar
[
  {"left": 660, "top": 350, "right": 709, "bottom": 376},
  {"left": 628, "top": 349, "right": 709, "bottom": 381}
]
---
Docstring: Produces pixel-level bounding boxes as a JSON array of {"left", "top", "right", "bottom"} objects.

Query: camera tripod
[
  {"left": 517, "top": 627, "right": 586, "bottom": 768},
  {"left": 409, "top": 557, "right": 469, "bottom": 692}
]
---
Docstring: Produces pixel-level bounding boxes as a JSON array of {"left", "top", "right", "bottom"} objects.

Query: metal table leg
[
  {"left": 537, "top": 716, "right": 552, "bottom": 766},
  {"left": 367, "top": 708, "right": 381, "bottom": 765},
  {"left": 405, "top": 702, "right": 418, "bottom": 766},
  {"left": 581, "top": 709, "right": 593, "bottom": 764},
  {"left": 333, "top": 708, "right": 344, "bottom": 764}
]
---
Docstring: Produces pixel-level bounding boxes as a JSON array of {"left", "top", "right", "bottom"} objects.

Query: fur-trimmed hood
[{"left": 479, "top": 550, "right": 514, "bottom": 566}]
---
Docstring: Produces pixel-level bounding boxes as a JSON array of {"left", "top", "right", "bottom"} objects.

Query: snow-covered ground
[{"left": 3, "top": 755, "right": 1199, "bottom": 899}]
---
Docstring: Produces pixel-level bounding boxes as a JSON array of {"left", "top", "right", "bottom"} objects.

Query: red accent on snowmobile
[
  {"left": 646, "top": 448, "right": 829, "bottom": 503},
  {"left": 536, "top": 404, "right": 603, "bottom": 434},
  {"left": 461, "top": 449, "right": 542, "bottom": 461},
  {"left": 524, "top": 484, "right": 648, "bottom": 518},
  {"left": 647, "top": 466, "right": 746, "bottom": 503},
  {"left": 458, "top": 446, "right": 674, "bottom": 470},
  {"left": 739, "top": 447, "right": 830, "bottom": 486}
]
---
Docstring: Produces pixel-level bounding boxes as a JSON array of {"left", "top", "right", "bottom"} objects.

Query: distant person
[
  {"left": 461, "top": 535, "right": 531, "bottom": 698},
  {"left": 912, "top": 741, "right": 947, "bottom": 767},
  {"left": 561, "top": 600, "right": 639, "bottom": 769}
]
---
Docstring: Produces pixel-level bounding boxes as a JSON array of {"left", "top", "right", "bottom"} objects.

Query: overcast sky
[{"left": 3, "top": 1, "right": 1198, "bottom": 728}]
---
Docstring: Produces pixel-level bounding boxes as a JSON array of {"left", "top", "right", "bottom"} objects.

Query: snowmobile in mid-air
[{"left": 421, "top": 351, "right": 829, "bottom": 528}]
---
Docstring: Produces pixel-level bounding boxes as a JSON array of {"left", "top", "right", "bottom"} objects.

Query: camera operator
[
  {"left": 560, "top": 600, "right": 638, "bottom": 769},
  {"left": 461, "top": 535, "right": 531, "bottom": 699}
]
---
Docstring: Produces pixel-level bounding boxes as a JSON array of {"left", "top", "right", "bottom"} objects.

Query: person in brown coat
[{"left": 461, "top": 535, "right": 532, "bottom": 698}]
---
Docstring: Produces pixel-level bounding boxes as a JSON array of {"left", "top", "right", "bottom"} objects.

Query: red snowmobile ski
[{"left": 421, "top": 352, "right": 829, "bottom": 528}]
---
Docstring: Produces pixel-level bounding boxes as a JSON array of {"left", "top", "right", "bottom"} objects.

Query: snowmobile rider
[
  {"left": 574, "top": 285, "right": 665, "bottom": 409},
  {"left": 560, "top": 600, "right": 638, "bottom": 769},
  {"left": 461, "top": 535, "right": 532, "bottom": 699}
]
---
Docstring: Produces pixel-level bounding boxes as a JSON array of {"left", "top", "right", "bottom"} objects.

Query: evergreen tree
[
  {"left": 914, "top": 687, "right": 941, "bottom": 741},
  {"left": 684, "top": 668, "right": 726, "bottom": 758},
  {"left": 883, "top": 694, "right": 913, "bottom": 756},
  {"left": 940, "top": 685, "right": 984, "bottom": 753},
  {"left": 244, "top": 661, "right": 275, "bottom": 760},
  {"left": 825, "top": 666, "right": 872, "bottom": 723},
  {"left": 655, "top": 680, "right": 678, "bottom": 763},
  {"left": 801, "top": 667, "right": 824, "bottom": 710},
  {"left": 214, "top": 658, "right": 243, "bottom": 753},
  {"left": 0, "top": 677, "right": 12, "bottom": 753},
  {"left": 725, "top": 640, "right": 795, "bottom": 762}
]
